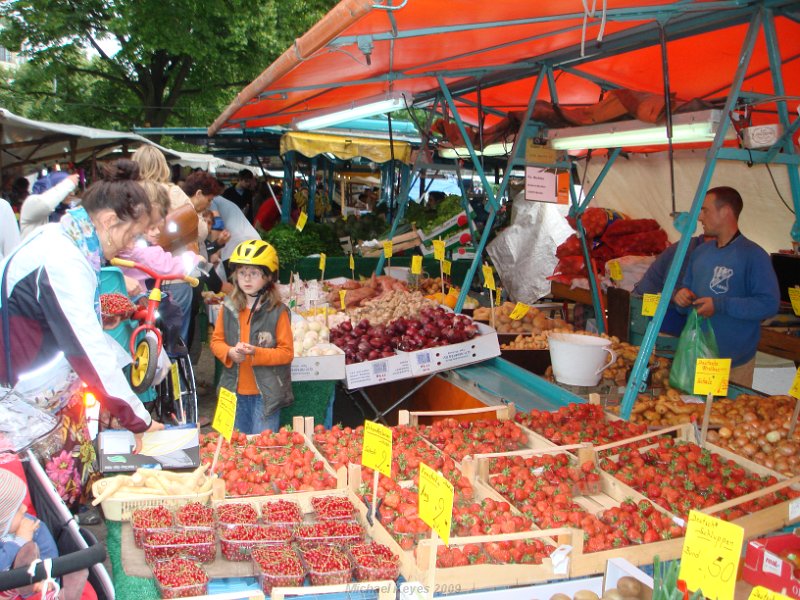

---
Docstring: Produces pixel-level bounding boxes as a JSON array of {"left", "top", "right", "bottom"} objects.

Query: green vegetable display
[
  {"left": 262, "top": 222, "right": 343, "bottom": 267},
  {"left": 405, "top": 194, "right": 467, "bottom": 234},
  {"left": 331, "top": 213, "right": 388, "bottom": 243}
]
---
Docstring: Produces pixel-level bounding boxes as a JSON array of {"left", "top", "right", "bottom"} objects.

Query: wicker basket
[{"left": 92, "top": 477, "right": 213, "bottom": 522}]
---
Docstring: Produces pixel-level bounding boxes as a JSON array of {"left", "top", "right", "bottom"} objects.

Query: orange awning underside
[{"left": 210, "top": 1, "right": 800, "bottom": 139}]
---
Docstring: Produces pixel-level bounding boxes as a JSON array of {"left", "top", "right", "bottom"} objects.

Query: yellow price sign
[
  {"left": 641, "top": 293, "right": 661, "bottom": 317},
  {"left": 170, "top": 361, "right": 181, "bottom": 402},
  {"left": 433, "top": 239, "right": 445, "bottom": 261},
  {"left": 509, "top": 302, "right": 530, "bottom": 320},
  {"left": 212, "top": 387, "right": 238, "bottom": 442},
  {"left": 339, "top": 289, "right": 347, "bottom": 310},
  {"left": 361, "top": 420, "right": 392, "bottom": 478},
  {"left": 679, "top": 510, "right": 744, "bottom": 600},
  {"left": 418, "top": 462, "right": 454, "bottom": 545},
  {"left": 383, "top": 241, "right": 393, "bottom": 259},
  {"left": 749, "top": 586, "right": 793, "bottom": 600},
  {"left": 442, "top": 259, "right": 452, "bottom": 276},
  {"left": 296, "top": 211, "right": 308, "bottom": 232},
  {"left": 495, "top": 287, "right": 502, "bottom": 307},
  {"left": 411, "top": 255, "right": 423, "bottom": 275},
  {"left": 482, "top": 265, "right": 496, "bottom": 290},
  {"left": 318, "top": 253, "right": 326, "bottom": 272},
  {"left": 693, "top": 358, "right": 731, "bottom": 396},
  {"left": 349, "top": 253, "right": 355, "bottom": 270},
  {"left": 790, "top": 287, "right": 800, "bottom": 317},
  {"left": 789, "top": 366, "right": 800, "bottom": 399},
  {"left": 608, "top": 260, "right": 623, "bottom": 281}
]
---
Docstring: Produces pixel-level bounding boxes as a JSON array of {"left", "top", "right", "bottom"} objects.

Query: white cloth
[
  {"left": 211, "top": 195, "right": 260, "bottom": 281},
  {"left": 19, "top": 178, "right": 77, "bottom": 239},
  {"left": 0, "top": 199, "right": 20, "bottom": 260}
]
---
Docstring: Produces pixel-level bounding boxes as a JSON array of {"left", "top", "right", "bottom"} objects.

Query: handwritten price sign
[
  {"left": 318, "top": 253, "right": 326, "bottom": 273},
  {"left": 362, "top": 420, "right": 392, "bottom": 478},
  {"left": 789, "top": 287, "right": 800, "bottom": 317},
  {"left": 608, "top": 260, "right": 623, "bottom": 281},
  {"left": 349, "top": 253, "right": 355, "bottom": 271},
  {"left": 411, "top": 255, "right": 423, "bottom": 275},
  {"left": 383, "top": 241, "right": 393, "bottom": 259},
  {"left": 212, "top": 387, "right": 238, "bottom": 442},
  {"left": 339, "top": 290, "right": 347, "bottom": 310},
  {"left": 749, "top": 586, "right": 793, "bottom": 600},
  {"left": 641, "top": 293, "right": 661, "bottom": 317},
  {"left": 693, "top": 358, "right": 731, "bottom": 396},
  {"left": 418, "top": 462, "right": 454, "bottom": 545},
  {"left": 509, "top": 302, "right": 530, "bottom": 320},
  {"left": 296, "top": 211, "right": 308, "bottom": 232},
  {"left": 433, "top": 239, "right": 445, "bottom": 261},
  {"left": 482, "top": 265, "right": 496, "bottom": 290},
  {"left": 679, "top": 510, "right": 744, "bottom": 600},
  {"left": 442, "top": 259, "right": 452, "bottom": 276}
]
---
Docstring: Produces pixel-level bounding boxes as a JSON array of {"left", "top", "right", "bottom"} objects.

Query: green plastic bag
[{"left": 668, "top": 309, "right": 719, "bottom": 393}]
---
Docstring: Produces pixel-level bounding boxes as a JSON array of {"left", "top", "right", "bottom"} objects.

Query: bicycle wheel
[
  {"left": 153, "top": 353, "right": 198, "bottom": 425},
  {"left": 130, "top": 336, "right": 158, "bottom": 394}
]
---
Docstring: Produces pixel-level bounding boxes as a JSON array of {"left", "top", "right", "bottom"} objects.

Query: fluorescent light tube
[
  {"left": 293, "top": 92, "right": 408, "bottom": 131},
  {"left": 547, "top": 109, "right": 732, "bottom": 150}
]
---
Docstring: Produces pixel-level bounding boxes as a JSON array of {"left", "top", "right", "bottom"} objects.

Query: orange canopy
[{"left": 210, "top": 1, "right": 800, "bottom": 139}]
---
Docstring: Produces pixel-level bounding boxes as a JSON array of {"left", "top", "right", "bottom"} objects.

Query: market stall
[{"left": 93, "top": 1, "right": 800, "bottom": 598}]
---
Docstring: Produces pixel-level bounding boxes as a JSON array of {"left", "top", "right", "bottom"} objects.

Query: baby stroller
[
  {"left": 99, "top": 266, "right": 199, "bottom": 426},
  {"left": 0, "top": 450, "right": 113, "bottom": 599}
]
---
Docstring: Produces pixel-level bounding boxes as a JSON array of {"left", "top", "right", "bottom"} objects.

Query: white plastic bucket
[{"left": 548, "top": 332, "right": 617, "bottom": 387}]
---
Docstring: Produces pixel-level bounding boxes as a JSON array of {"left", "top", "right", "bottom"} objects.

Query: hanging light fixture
[
  {"left": 547, "top": 109, "right": 733, "bottom": 150},
  {"left": 292, "top": 92, "right": 409, "bottom": 131}
]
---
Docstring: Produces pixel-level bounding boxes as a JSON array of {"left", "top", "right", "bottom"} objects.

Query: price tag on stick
[
  {"left": 693, "top": 358, "right": 731, "bottom": 396},
  {"left": 411, "top": 255, "right": 423, "bottom": 275},
  {"left": 383, "top": 241, "right": 393, "bottom": 259},
  {"left": 679, "top": 510, "right": 744, "bottom": 600},
  {"left": 510, "top": 302, "right": 530, "bottom": 320},
  {"left": 442, "top": 259, "right": 452, "bottom": 276},
  {"left": 749, "top": 586, "right": 793, "bottom": 600},
  {"left": 789, "top": 287, "right": 800, "bottom": 317},
  {"left": 641, "top": 293, "right": 661, "bottom": 317},
  {"left": 482, "top": 264, "right": 496, "bottom": 290},
  {"left": 433, "top": 239, "right": 445, "bottom": 261},
  {"left": 418, "top": 463, "right": 454, "bottom": 545},
  {"left": 362, "top": 420, "right": 392, "bottom": 477},
  {"left": 296, "top": 211, "right": 308, "bottom": 232},
  {"left": 318, "top": 253, "right": 326, "bottom": 274},
  {"left": 213, "top": 388, "right": 237, "bottom": 442},
  {"left": 349, "top": 253, "right": 355, "bottom": 272},
  {"left": 339, "top": 290, "right": 347, "bottom": 310},
  {"left": 210, "top": 387, "right": 238, "bottom": 474}
]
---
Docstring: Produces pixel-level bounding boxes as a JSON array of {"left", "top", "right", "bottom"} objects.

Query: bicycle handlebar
[
  {"left": 110, "top": 258, "right": 199, "bottom": 286},
  {"left": 0, "top": 543, "right": 107, "bottom": 591}
]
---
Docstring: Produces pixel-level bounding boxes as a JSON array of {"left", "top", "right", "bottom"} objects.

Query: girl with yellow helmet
[{"left": 209, "top": 240, "right": 294, "bottom": 433}]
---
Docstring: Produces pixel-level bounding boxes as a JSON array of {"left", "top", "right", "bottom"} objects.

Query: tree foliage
[{"left": 0, "top": 0, "right": 337, "bottom": 128}]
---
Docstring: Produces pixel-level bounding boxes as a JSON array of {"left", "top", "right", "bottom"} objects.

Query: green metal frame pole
[
  {"left": 763, "top": 9, "right": 800, "bottom": 236},
  {"left": 620, "top": 9, "right": 762, "bottom": 420},
  {"left": 308, "top": 156, "right": 318, "bottom": 222},
  {"left": 281, "top": 151, "right": 294, "bottom": 223},
  {"left": 436, "top": 75, "right": 501, "bottom": 311}
]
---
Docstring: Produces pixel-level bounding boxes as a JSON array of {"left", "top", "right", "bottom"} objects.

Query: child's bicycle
[{"left": 108, "top": 258, "right": 200, "bottom": 425}]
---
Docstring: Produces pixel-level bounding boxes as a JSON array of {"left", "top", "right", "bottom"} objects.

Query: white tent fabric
[
  {"left": 0, "top": 108, "right": 153, "bottom": 169},
  {"left": 582, "top": 149, "right": 795, "bottom": 254},
  {"left": 163, "top": 150, "right": 265, "bottom": 177}
]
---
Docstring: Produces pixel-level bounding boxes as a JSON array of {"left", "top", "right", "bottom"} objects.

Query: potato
[
  {"left": 602, "top": 589, "right": 623, "bottom": 600},
  {"left": 616, "top": 576, "right": 642, "bottom": 598},
  {"left": 574, "top": 591, "right": 600, "bottom": 600},
  {"left": 549, "top": 595, "right": 571, "bottom": 600}
]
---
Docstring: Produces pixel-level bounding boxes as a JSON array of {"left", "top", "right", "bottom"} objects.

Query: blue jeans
[
  {"left": 165, "top": 282, "right": 193, "bottom": 344},
  {"left": 233, "top": 393, "right": 281, "bottom": 434}
]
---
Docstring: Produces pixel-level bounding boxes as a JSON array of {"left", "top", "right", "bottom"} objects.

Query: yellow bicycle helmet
[{"left": 229, "top": 240, "right": 279, "bottom": 272}]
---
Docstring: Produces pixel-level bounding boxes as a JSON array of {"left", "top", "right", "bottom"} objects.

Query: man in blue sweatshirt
[{"left": 674, "top": 186, "right": 779, "bottom": 387}]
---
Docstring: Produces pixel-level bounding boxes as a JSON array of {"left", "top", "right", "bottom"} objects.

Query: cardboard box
[
  {"left": 291, "top": 352, "right": 346, "bottom": 381},
  {"left": 419, "top": 211, "right": 472, "bottom": 241},
  {"left": 743, "top": 530, "right": 800, "bottom": 598},
  {"left": 97, "top": 426, "right": 199, "bottom": 473},
  {"left": 344, "top": 353, "right": 413, "bottom": 389},
  {"left": 400, "top": 323, "right": 500, "bottom": 376}
]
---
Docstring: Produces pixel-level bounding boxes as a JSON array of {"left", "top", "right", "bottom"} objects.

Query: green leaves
[{"left": 1, "top": 0, "right": 337, "bottom": 128}]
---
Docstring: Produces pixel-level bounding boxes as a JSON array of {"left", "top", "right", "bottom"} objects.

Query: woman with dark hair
[
  {"left": 182, "top": 171, "right": 222, "bottom": 216},
  {"left": 0, "top": 159, "right": 163, "bottom": 452}
]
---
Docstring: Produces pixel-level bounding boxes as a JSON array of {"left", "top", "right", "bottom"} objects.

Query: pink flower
[{"left": 45, "top": 450, "right": 79, "bottom": 501}]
